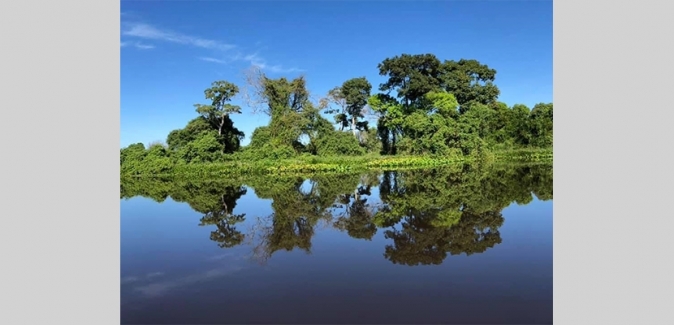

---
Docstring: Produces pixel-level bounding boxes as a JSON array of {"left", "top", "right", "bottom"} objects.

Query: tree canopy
[{"left": 120, "top": 53, "right": 552, "bottom": 175}]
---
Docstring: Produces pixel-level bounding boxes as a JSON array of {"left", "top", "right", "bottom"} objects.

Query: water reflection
[{"left": 121, "top": 163, "right": 552, "bottom": 267}]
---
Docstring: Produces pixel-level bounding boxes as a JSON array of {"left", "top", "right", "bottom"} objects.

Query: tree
[
  {"left": 174, "top": 130, "right": 225, "bottom": 163},
  {"left": 119, "top": 54, "right": 553, "bottom": 171},
  {"left": 424, "top": 90, "right": 460, "bottom": 119},
  {"left": 377, "top": 54, "right": 443, "bottom": 108},
  {"left": 321, "top": 87, "right": 349, "bottom": 131},
  {"left": 529, "top": 103, "right": 553, "bottom": 148},
  {"left": 193, "top": 80, "right": 245, "bottom": 153},
  {"left": 243, "top": 68, "right": 315, "bottom": 153},
  {"left": 195, "top": 81, "right": 241, "bottom": 134},
  {"left": 340, "top": 77, "right": 372, "bottom": 138},
  {"left": 166, "top": 117, "right": 212, "bottom": 151},
  {"left": 485, "top": 101, "right": 511, "bottom": 146},
  {"left": 242, "top": 66, "right": 310, "bottom": 118},
  {"left": 507, "top": 104, "right": 532, "bottom": 146},
  {"left": 368, "top": 93, "right": 405, "bottom": 154},
  {"left": 440, "top": 59, "right": 500, "bottom": 111}
]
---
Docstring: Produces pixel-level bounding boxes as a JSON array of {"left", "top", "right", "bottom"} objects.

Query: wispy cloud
[
  {"left": 121, "top": 40, "right": 155, "bottom": 50},
  {"left": 208, "top": 252, "right": 238, "bottom": 261},
  {"left": 260, "top": 63, "right": 303, "bottom": 74},
  {"left": 146, "top": 272, "right": 164, "bottom": 278},
  {"left": 199, "top": 57, "right": 229, "bottom": 64},
  {"left": 202, "top": 51, "right": 303, "bottom": 74},
  {"left": 134, "top": 42, "right": 155, "bottom": 50},
  {"left": 122, "top": 22, "right": 235, "bottom": 51},
  {"left": 121, "top": 276, "right": 139, "bottom": 284},
  {"left": 121, "top": 21, "right": 301, "bottom": 73},
  {"left": 133, "top": 266, "right": 244, "bottom": 297},
  {"left": 120, "top": 271, "right": 164, "bottom": 285}
]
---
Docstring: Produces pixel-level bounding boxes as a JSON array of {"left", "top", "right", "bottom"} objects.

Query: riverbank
[{"left": 121, "top": 148, "right": 552, "bottom": 178}]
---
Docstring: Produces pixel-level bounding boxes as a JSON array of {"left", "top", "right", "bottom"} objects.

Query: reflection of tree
[
  {"left": 382, "top": 210, "right": 504, "bottom": 266},
  {"left": 375, "top": 163, "right": 552, "bottom": 266},
  {"left": 195, "top": 189, "right": 248, "bottom": 248},
  {"left": 120, "top": 177, "right": 173, "bottom": 203},
  {"left": 332, "top": 171, "right": 381, "bottom": 240},
  {"left": 246, "top": 174, "right": 362, "bottom": 262},
  {"left": 120, "top": 178, "right": 248, "bottom": 248},
  {"left": 120, "top": 163, "right": 553, "bottom": 266},
  {"left": 333, "top": 196, "right": 377, "bottom": 240}
]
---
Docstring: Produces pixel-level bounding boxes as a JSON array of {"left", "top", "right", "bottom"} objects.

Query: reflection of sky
[{"left": 121, "top": 187, "right": 552, "bottom": 324}]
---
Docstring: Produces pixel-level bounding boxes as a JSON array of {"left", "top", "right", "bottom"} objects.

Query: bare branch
[
  {"left": 240, "top": 65, "right": 269, "bottom": 116},
  {"left": 243, "top": 215, "right": 273, "bottom": 265}
]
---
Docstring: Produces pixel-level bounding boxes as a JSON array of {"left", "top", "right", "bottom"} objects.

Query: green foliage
[
  {"left": 261, "top": 75, "right": 309, "bottom": 118},
  {"left": 397, "top": 111, "right": 452, "bottom": 155},
  {"left": 247, "top": 126, "right": 272, "bottom": 149},
  {"left": 368, "top": 93, "right": 405, "bottom": 155},
  {"left": 314, "top": 131, "right": 365, "bottom": 157},
  {"left": 359, "top": 127, "right": 382, "bottom": 154},
  {"left": 377, "top": 53, "right": 443, "bottom": 106},
  {"left": 440, "top": 59, "right": 500, "bottom": 110},
  {"left": 166, "top": 117, "right": 213, "bottom": 151},
  {"left": 175, "top": 131, "right": 225, "bottom": 163},
  {"left": 529, "top": 103, "right": 553, "bottom": 147},
  {"left": 508, "top": 104, "right": 533, "bottom": 146},
  {"left": 333, "top": 113, "right": 349, "bottom": 130},
  {"left": 425, "top": 90, "right": 460, "bottom": 118},
  {"left": 339, "top": 77, "right": 372, "bottom": 135},
  {"left": 121, "top": 53, "right": 552, "bottom": 176},
  {"left": 120, "top": 143, "right": 174, "bottom": 175},
  {"left": 193, "top": 80, "right": 245, "bottom": 153}
]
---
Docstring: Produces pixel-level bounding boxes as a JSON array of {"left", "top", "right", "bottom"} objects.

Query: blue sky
[{"left": 121, "top": 0, "right": 552, "bottom": 148}]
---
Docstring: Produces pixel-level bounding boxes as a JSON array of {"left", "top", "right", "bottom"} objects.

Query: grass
[{"left": 122, "top": 148, "right": 552, "bottom": 178}]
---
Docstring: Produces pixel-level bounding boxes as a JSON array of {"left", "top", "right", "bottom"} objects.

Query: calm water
[{"left": 120, "top": 163, "right": 553, "bottom": 324}]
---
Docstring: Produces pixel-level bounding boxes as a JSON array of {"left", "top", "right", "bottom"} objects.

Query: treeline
[
  {"left": 121, "top": 163, "right": 553, "bottom": 266},
  {"left": 121, "top": 53, "right": 553, "bottom": 175}
]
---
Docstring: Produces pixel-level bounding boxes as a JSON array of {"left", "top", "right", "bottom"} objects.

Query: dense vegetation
[
  {"left": 121, "top": 54, "right": 553, "bottom": 176},
  {"left": 121, "top": 162, "right": 552, "bottom": 266}
]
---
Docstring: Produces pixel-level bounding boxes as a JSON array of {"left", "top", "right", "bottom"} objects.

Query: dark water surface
[{"left": 121, "top": 163, "right": 553, "bottom": 324}]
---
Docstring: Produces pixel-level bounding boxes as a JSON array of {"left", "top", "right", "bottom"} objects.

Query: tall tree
[
  {"left": 242, "top": 67, "right": 314, "bottom": 152},
  {"left": 440, "top": 59, "right": 500, "bottom": 111},
  {"left": 193, "top": 80, "right": 245, "bottom": 153},
  {"left": 340, "top": 77, "right": 372, "bottom": 137},
  {"left": 368, "top": 93, "right": 405, "bottom": 155},
  {"left": 242, "top": 66, "right": 309, "bottom": 118},
  {"left": 195, "top": 80, "right": 242, "bottom": 136},
  {"left": 377, "top": 53, "right": 443, "bottom": 108},
  {"left": 321, "top": 86, "right": 349, "bottom": 131}
]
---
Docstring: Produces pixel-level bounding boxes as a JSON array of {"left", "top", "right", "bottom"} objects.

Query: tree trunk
[{"left": 351, "top": 116, "right": 357, "bottom": 137}]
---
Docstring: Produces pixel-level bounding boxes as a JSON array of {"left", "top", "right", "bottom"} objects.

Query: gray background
[{"left": 1, "top": 0, "right": 671, "bottom": 324}]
